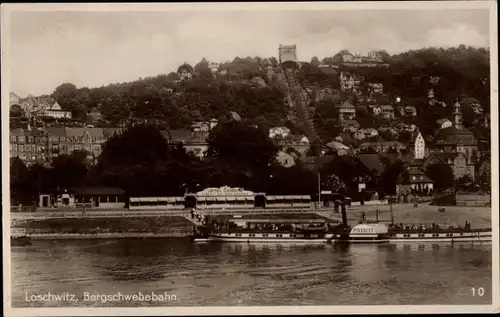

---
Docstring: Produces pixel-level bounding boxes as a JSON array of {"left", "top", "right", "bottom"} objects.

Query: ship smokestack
[{"left": 341, "top": 203, "right": 348, "bottom": 226}]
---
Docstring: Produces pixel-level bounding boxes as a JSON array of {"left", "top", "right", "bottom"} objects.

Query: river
[{"left": 10, "top": 238, "right": 492, "bottom": 307}]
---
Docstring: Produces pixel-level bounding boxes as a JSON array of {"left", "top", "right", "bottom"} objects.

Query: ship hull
[
  {"left": 11, "top": 236, "right": 31, "bottom": 246},
  {"left": 193, "top": 231, "right": 492, "bottom": 244}
]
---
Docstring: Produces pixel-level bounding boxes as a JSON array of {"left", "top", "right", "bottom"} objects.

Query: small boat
[{"left": 11, "top": 228, "right": 31, "bottom": 246}]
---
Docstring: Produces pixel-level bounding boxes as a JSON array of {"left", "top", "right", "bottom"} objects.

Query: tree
[
  {"left": 10, "top": 104, "right": 24, "bottom": 117},
  {"left": 50, "top": 151, "right": 89, "bottom": 189},
  {"left": 194, "top": 57, "right": 213, "bottom": 81},
  {"left": 267, "top": 165, "right": 316, "bottom": 195},
  {"left": 457, "top": 175, "right": 474, "bottom": 191},
  {"left": 97, "top": 124, "right": 171, "bottom": 168},
  {"left": 322, "top": 174, "right": 347, "bottom": 194},
  {"left": 10, "top": 157, "right": 32, "bottom": 205},
  {"left": 206, "top": 121, "right": 278, "bottom": 176},
  {"left": 379, "top": 160, "right": 405, "bottom": 195},
  {"left": 320, "top": 156, "right": 359, "bottom": 193},
  {"left": 425, "top": 163, "right": 455, "bottom": 190},
  {"left": 91, "top": 124, "right": 191, "bottom": 195},
  {"left": 310, "top": 56, "right": 320, "bottom": 66},
  {"left": 462, "top": 105, "right": 477, "bottom": 128},
  {"left": 52, "top": 83, "right": 89, "bottom": 120}
]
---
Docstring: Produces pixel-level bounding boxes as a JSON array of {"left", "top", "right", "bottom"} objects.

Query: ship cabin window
[
  {"left": 418, "top": 234, "right": 425, "bottom": 237},
  {"left": 236, "top": 233, "right": 242, "bottom": 237},
  {"left": 291, "top": 234, "right": 296, "bottom": 238},
  {"left": 276, "top": 234, "right": 282, "bottom": 237},
  {"left": 262, "top": 234, "right": 268, "bottom": 237},
  {"left": 249, "top": 234, "right": 255, "bottom": 237}
]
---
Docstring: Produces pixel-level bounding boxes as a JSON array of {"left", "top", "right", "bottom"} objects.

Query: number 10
[{"left": 471, "top": 287, "right": 485, "bottom": 296}]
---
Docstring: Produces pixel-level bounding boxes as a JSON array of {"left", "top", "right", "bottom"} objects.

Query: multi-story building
[
  {"left": 434, "top": 101, "right": 479, "bottom": 164},
  {"left": 10, "top": 92, "right": 21, "bottom": 106},
  {"left": 436, "top": 118, "right": 452, "bottom": 130},
  {"left": 10, "top": 128, "right": 49, "bottom": 166},
  {"left": 39, "top": 102, "right": 72, "bottom": 119},
  {"left": 378, "top": 105, "right": 395, "bottom": 119},
  {"left": 423, "top": 152, "right": 474, "bottom": 180},
  {"left": 336, "top": 100, "right": 356, "bottom": 121},
  {"left": 10, "top": 127, "right": 119, "bottom": 166},
  {"left": 359, "top": 141, "right": 407, "bottom": 153},
  {"left": 269, "top": 126, "right": 291, "bottom": 139},
  {"left": 411, "top": 131, "right": 426, "bottom": 160}
]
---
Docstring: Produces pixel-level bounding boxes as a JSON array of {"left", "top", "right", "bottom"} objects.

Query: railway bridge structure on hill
[{"left": 278, "top": 44, "right": 319, "bottom": 154}]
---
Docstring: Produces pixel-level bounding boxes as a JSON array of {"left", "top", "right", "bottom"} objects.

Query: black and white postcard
[{"left": 2, "top": 2, "right": 498, "bottom": 316}]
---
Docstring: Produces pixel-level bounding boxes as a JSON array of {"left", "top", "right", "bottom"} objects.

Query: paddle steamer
[{"left": 191, "top": 204, "right": 491, "bottom": 244}]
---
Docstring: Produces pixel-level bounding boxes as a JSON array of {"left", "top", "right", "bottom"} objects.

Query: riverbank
[
  {"left": 24, "top": 232, "right": 192, "bottom": 240},
  {"left": 10, "top": 205, "right": 492, "bottom": 240},
  {"left": 11, "top": 216, "right": 196, "bottom": 238}
]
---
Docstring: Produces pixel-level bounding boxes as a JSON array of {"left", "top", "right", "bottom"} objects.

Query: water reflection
[{"left": 11, "top": 239, "right": 492, "bottom": 307}]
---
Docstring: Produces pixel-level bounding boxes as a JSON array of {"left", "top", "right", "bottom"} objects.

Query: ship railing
[{"left": 388, "top": 227, "right": 491, "bottom": 233}]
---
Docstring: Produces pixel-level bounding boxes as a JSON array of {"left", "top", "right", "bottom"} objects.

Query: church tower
[{"left": 452, "top": 101, "right": 463, "bottom": 129}]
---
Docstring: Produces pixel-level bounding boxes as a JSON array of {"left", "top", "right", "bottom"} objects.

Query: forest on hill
[{"left": 15, "top": 46, "right": 489, "bottom": 141}]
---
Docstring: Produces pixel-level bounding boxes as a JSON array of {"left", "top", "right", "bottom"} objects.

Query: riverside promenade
[{"left": 10, "top": 203, "right": 492, "bottom": 227}]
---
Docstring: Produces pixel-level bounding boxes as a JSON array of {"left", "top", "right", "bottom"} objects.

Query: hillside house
[
  {"left": 336, "top": 101, "right": 356, "bottom": 121},
  {"left": 461, "top": 97, "right": 483, "bottom": 114},
  {"left": 378, "top": 105, "right": 395, "bottom": 119},
  {"left": 396, "top": 166, "right": 434, "bottom": 196},
  {"left": 276, "top": 151, "right": 296, "bottom": 168},
  {"left": 423, "top": 152, "right": 474, "bottom": 180},
  {"left": 359, "top": 128, "right": 378, "bottom": 139},
  {"left": 184, "top": 132, "right": 210, "bottom": 159},
  {"left": 410, "top": 131, "right": 426, "bottom": 159},
  {"left": 369, "top": 105, "right": 382, "bottom": 115},
  {"left": 340, "top": 120, "right": 360, "bottom": 133},
  {"left": 436, "top": 118, "right": 452, "bottom": 130},
  {"left": 359, "top": 141, "right": 407, "bottom": 153},
  {"left": 38, "top": 101, "right": 72, "bottom": 119},
  {"left": 367, "top": 83, "right": 384, "bottom": 94},
  {"left": 269, "top": 126, "right": 291, "bottom": 139},
  {"left": 325, "top": 141, "right": 350, "bottom": 156}
]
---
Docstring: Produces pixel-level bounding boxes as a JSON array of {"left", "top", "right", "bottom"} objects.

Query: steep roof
[
  {"left": 65, "top": 128, "right": 104, "bottom": 139},
  {"left": 427, "top": 151, "right": 465, "bottom": 164},
  {"left": 161, "top": 129, "right": 192, "bottom": 143},
  {"left": 185, "top": 132, "right": 209, "bottom": 144},
  {"left": 359, "top": 141, "right": 406, "bottom": 148},
  {"left": 461, "top": 97, "right": 480, "bottom": 105},
  {"left": 325, "top": 141, "right": 349, "bottom": 150},
  {"left": 397, "top": 167, "right": 433, "bottom": 184},
  {"left": 356, "top": 154, "right": 385, "bottom": 176},
  {"left": 336, "top": 101, "right": 355, "bottom": 109},
  {"left": 436, "top": 126, "right": 477, "bottom": 146},
  {"left": 436, "top": 118, "right": 451, "bottom": 125},
  {"left": 46, "top": 127, "right": 67, "bottom": 137}
]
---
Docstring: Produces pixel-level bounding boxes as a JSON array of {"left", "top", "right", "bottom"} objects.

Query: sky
[{"left": 6, "top": 6, "right": 491, "bottom": 97}]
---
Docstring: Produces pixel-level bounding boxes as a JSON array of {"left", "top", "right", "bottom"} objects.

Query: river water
[{"left": 11, "top": 238, "right": 492, "bottom": 307}]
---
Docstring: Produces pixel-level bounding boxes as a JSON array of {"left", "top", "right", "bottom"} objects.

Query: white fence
[{"left": 351, "top": 200, "right": 388, "bottom": 206}]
